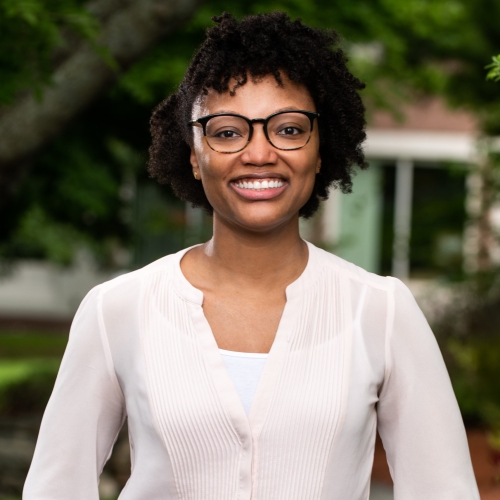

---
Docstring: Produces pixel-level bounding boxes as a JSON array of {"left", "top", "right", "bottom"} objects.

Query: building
[{"left": 301, "top": 96, "right": 487, "bottom": 281}]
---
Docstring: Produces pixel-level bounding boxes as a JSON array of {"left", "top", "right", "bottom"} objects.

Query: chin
[{"left": 232, "top": 206, "right": 296, "bottom": 233}]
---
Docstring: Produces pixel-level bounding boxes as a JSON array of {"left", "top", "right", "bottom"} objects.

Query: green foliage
[
  {"left": 0, "top": 119, "right": 136, "bottom": 266},
  {"left": 115, "top": 46, "right": 192, "bottom": 106},
  {"left": 433, "top": 268, "right": 500, "bottom": 431},
  {"left": 4, "top": 205, "right": 86, "bottom": 264},
  {"left": 447, "top": 337, "right": 500, "bottom": 432},
  {"left": 109, "top": 0, "right": 500, "bottom": 131},
  {"left": 486, "top": 54, "right": 500, "bottom": 83},
  {"left": 2, "top": 0, "right": 500, "bottom": 266},
  {"left": 0, "top": 358, "right": 59, "bottom": 415},
  {"left": 0, "top": 333, "right": 65, "bottom": 415},
  {"left": 0, "top": 0, "right": 99, "bottom": 105}
]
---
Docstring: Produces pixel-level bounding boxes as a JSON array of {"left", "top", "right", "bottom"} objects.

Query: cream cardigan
[{"left": 24, "top": 241, "right": 479, "bottom": 500}]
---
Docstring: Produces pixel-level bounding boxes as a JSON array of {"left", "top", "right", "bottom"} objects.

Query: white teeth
[{"left": 235, "top": 179, "right": 285, "bottom": 190}]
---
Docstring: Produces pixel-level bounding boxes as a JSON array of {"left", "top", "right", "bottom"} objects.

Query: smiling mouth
[{"left": 232, "top": 178, "right": 286, "bottom": 190}]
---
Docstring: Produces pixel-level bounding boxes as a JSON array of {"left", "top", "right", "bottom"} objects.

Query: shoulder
[
  {"left": 83, "top": 246, "right": 196, "bottom": 316},
  {"left": 99, "top": 247, "right": 190, "bottom": 294},
  {"left": 308, "top": 241, "right": 394, "bottom": 293},
  {"left": 310, "top": 245, "right": 418, "bottom": 316}
]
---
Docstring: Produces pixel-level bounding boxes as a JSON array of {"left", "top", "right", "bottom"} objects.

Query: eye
[
  {"left": 277, "top": 126, "right": 303, "bottom": 136},
  {"left": 215, "top": 130, "right": 242, "bottom": 139}
]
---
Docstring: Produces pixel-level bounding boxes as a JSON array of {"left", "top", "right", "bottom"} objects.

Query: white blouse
[
  {"left": 23, "top": 241, "right": 480, "bottom": 500},
  {"left": 219, "top": 349, "right": 268, "bottom": 415}
]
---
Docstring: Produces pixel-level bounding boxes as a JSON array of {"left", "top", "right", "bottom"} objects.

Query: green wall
[{"left": 336, "top": 163, "right": 383, "bottom": 273}]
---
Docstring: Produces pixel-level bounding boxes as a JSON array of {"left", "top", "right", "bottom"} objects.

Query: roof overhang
[{"left": 363, "top": 129, "right": 500, "bottom": 163}]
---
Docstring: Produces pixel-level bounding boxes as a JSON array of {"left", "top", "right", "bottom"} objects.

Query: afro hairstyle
[{"left": 148, "top": 11, "right": 368, "bottom": 218}]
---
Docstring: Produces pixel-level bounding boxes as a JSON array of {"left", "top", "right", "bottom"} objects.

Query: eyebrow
[{"left": 209, "top": 106, "right": 304, "bottom": 115}]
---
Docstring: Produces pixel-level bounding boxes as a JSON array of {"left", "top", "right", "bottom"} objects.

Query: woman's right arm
[{"left": 23, "top": 285, "right": 126, "bottom": 500}]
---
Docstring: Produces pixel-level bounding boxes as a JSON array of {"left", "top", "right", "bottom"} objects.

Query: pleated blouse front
[{"left": 23, "top": 241, "right": 480, "bottom": 500}]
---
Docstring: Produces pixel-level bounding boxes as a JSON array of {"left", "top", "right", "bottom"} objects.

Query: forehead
[{"left": 191, "top": 74, "right": 316, "bottom": 120}]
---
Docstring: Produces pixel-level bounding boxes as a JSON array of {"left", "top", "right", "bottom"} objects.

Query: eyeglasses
[{"left": 189, "top": 110, "right": 319, "bottom": 154}]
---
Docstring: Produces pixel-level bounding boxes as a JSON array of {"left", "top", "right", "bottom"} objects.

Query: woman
[{"left": 24, "top": 12, "right": 479, "bottom": 500}]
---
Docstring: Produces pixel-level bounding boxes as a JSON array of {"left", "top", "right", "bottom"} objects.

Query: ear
[
  {"left": 315, "top": 156, "right": 322, "bottom": 174},
  {"left": 190, "top": 147, "right": 201, "bottom": 179}
]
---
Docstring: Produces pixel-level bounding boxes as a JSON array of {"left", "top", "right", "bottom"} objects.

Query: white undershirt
[{"left": 219, "top": 348, "right": 268, "bottom": 415}]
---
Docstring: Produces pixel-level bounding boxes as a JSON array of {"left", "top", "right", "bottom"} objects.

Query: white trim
[
  {"left": 219, "top": 348, "right": 269, "bottom": 358},
  {"left": 364, "top": 129, "right": 478, "bottom": 162}
]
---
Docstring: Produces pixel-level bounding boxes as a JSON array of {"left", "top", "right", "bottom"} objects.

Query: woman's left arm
[{"left": 377, "top": 278, "right": 479, "bottom": 499}]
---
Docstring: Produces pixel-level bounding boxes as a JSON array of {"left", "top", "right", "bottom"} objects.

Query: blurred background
[{"left": 0, "top": 0, "right": 500, "bottom": 499}]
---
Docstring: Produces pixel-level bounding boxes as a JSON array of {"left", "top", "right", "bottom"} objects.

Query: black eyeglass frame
[{"left": 188, "top": 110, "right": 320, "bottom": 153}]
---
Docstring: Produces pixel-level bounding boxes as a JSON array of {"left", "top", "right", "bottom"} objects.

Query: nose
[{"left": 240, "top": 123, "right": 278, "bottom": 166}]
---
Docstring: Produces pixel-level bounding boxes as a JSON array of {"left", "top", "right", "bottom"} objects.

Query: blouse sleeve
[
  {"left": 23, "top": 285, "right": 126, "bottom": 500},
  {"left": 376, "top": 277, "right": 479, "bottom": 499}
]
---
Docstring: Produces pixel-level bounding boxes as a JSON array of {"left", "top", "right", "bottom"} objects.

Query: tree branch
[{"left": 0, "top": 0, "right": 201, "bottom": 195}]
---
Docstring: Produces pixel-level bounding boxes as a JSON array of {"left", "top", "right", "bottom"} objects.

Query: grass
[
  {"left": 0, "top": 331, "right": 67, "bottom": 359},
  {"left": 0, "top": 331, "right": 64, "bottom": 415},
  {"left": 0, "top": 358, "right": 60, "bottom": 388},
  {"left": 0, "top": 358, "right": 60, "bottom": 415}
]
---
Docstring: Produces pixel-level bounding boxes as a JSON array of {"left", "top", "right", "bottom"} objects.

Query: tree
[
  {"left": 0, "top": 0, "right": 202, "bottom": 200},
  {"left": 1, "top": 0, "right": 500, "bottom": 267}
]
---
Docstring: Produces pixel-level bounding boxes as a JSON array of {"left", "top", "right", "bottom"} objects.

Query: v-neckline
[{"left": 172, "top": 240, "right": 317, "bottom": 440}]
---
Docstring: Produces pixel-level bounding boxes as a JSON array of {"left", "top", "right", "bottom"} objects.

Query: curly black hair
[{"left": 148, "top": 11, "right": 367, "bottom": 218}]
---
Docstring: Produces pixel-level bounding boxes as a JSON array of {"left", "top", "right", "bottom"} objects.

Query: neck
[{"left": 201, "top": 213, "right": 308, "bottom": 291}]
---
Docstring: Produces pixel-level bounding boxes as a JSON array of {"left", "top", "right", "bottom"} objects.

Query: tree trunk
[
  {"left": 464, "top": 154, "right": 497, "bottom": 273},
  {"left": 0, "top": 0, "right": 201, "bottom": 199}
]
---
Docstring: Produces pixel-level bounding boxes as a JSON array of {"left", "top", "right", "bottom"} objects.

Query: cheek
[
  {"left": 294, "top": 151, "right": 320, "bottom": 181},
  {"left": 294, "top": 153, "right": 320, "bottom": 200},
  {"left": 201, "top": 158, "right": 227, "bottom": 183},
  {"left": 196, "top": 155, "right": 232, "bottom": 207}
]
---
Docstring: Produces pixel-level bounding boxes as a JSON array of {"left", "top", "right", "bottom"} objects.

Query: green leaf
[
  {"left": 486, "top": 54, "right": 500, "bottom": 83},
  {"left": 0, "top": 0, "right": 101, "bottom": 104}
]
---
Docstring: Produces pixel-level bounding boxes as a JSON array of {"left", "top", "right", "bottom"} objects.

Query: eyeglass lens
[{"left": 204, "top": 112, "right": 312, "bottom": 152}]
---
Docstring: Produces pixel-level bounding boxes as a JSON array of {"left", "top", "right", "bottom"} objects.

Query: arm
[
  {"left": 23, "top": 286, "right": 126, "bottom": 500},
  {"left": 377, "top": 278, "right": 479, "bottom": 499}
]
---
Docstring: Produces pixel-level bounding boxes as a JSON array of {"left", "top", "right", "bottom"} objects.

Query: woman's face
[{"left": 190, "top": 74, "right": 321, "bottom": 233}]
